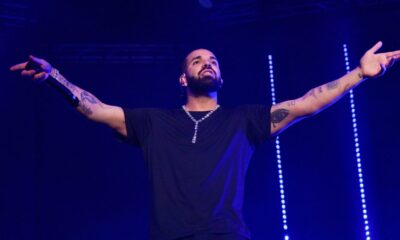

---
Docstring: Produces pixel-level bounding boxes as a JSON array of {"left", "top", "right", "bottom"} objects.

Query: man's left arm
[{"left": 270, "top": 41, "right": 400, "bottom": 136}]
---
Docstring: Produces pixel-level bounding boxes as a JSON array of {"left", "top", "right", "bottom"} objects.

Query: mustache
[{"left": 199, "top": 66, "right": 216, "bottom": 75}]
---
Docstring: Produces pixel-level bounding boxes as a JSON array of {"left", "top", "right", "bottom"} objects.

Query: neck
[{"left": 185, "top": 91, "right": 218, "bottom": 111}]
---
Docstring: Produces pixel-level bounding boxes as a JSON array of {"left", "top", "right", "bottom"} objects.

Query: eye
[
  {"left": 193, "top": 60, "right": 200, "bottom": 65},
  {"left": 211, "top": 60, "right": 218, "bottom": 65}
]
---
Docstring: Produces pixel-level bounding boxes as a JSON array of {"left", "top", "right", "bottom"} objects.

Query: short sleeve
[
  {"left": 243, "top": 105, "right": 272, "bottom": 146},
  {"left": 117, "top": 108, "right": 151, "bottom": 147}
]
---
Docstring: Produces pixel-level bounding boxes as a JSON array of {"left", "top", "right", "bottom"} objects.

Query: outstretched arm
[
  {"left": 271, "top": 41, "right": 400, "bottom": 136},
  {"left": 10, "top": 56, "right": 127, "bottom": 136}
]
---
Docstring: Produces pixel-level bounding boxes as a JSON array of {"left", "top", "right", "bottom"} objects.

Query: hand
[
  {"left": 10, "top": 55, "right": 53, "bottom": 83},
  {"left": 360, "top": 41, "right": 400, "bottom": 79}
]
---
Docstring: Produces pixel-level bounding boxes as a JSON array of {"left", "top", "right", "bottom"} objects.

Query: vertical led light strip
[
  {"left": 342, "top": 44, "right": 371, "bottom": 240},
  {"left": 268, "top": 55, "right": 290, "bottom": 240}
]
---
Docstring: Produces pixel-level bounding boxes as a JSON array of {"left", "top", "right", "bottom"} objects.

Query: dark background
[{"left": 1, "top": 0, "right": 400, "bottom": 239}]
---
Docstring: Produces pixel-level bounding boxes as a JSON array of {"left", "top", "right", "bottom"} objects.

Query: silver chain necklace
[{"left": 182, "top": 105, "right": 220, "bottom": 144}]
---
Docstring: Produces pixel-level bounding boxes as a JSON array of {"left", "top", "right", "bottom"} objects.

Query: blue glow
[
  {"left": 268, "top": 54, "right": 290, "bottom": 239},
  {"left": 343, "top": 44, "right": 372, "bottom": 239}
]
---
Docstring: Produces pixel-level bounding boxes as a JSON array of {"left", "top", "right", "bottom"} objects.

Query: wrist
[
  {"left": 45, "top": 68, "right": 80, "bottom": 107},
  {"left": 49, "top": 68, "right": 59, "bottom": 80},
  {"left": 355, "top": 66, "right": 365, "bottom": 80}
]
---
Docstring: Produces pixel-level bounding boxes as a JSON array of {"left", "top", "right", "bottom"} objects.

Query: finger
[
  {"left": 391, "top": 55, "right": 400, "bottom": 65},
  {"left": 369, "top": 41, "right": 383, "bottom": 53},
  {"left": 391, "top": 53, "right": 400, "bottom": 61},
  {"left": 21, "top": 69, "right": 36, "bottom": 77},
  {"left": 385, "top": 52, "right": 400, "bottom": 66},
  {"left": 29, "top": 55, "right": 50, "bottom": 72},
  {"left": 33, "top": 72, "right": 47, "bottom": 80},
  {"left": 380, "top": 54, "right": 389, "bottom": 64},
  {"left": 10, "top": 62, "right": 28, "bottom": 71},
  {"left": 29, "top": 55, "right": 45, "bottom": 64},
  {"left": 387, "top": 57, "right": 395, "bottom": 68},
  {"left": 385, "top": 50, "right": 400, "bottom": 58},
  {"left": 380, "top": 63, "right": 387, "bottom": 76}
]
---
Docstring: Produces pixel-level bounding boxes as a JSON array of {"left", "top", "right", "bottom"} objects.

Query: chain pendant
[
  {"left": 182, "top": 105, "right": 220, "bottom": 144},
  {"left": 192, "top": 122, "right": 199, "bottom": 143}
]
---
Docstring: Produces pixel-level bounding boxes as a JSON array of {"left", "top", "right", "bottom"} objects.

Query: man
[{"left": 10, "top": 42, "right": 400, "bottom": 240}]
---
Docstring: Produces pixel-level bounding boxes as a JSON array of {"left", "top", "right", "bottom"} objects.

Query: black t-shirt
[{"left": 121, "top": 105, "right": 272, "bottom": 240}]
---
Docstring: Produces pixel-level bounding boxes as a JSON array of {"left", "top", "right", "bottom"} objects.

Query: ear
[{"left": 179, "top": 73, "right": 188, "bottom": 87}]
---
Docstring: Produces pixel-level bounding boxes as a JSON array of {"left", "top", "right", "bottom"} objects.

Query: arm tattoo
[
  {"left": 302, "top": 88, "right": 318, "bottom": 100},
  {"left": 287, "top": 100, "right": 296, "bottom": 106},
  {"left": 79, "top": 91, "right": 98, "bottom": 116},
  {"left": 58, "top": 74, "right": 77, "bottom": 92},
  {"left": 271, "top": 108, "right": 289, "bottom": 128},
  {"left": 81, "top": 91, "right": 98, "bottom": 104},
  {"left": 326, "top": 80, "right": 340, "bottom": 90},
  {"left": 308, "top": 89, "right": 318, "bottom": 99},
  {"left": 80, "top": 103, "right": 93, "bottom": 115}
]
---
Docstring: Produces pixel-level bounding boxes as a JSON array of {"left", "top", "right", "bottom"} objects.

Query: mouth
[{"left": 200, "top": 69, "right": 215, "bottom": 75}]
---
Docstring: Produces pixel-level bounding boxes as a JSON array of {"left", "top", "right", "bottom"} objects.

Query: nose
[{"left": 203, "top": 61, "right": 212, "bottom": 68}]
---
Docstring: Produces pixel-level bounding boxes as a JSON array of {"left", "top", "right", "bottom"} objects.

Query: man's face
[{"left": 182, "top": 49, "right": 222, "bottom": 95}]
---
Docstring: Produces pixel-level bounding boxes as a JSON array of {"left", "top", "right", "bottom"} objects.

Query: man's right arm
[{"left": 10, "top": 55, "right": 127, "bottom": 137}]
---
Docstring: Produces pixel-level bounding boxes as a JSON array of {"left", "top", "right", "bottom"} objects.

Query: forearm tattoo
[
  {"left": 326, "top": 79, "right": 340, "bottom": 90},
  {"left": 271, "top": 108, "right": 289, "bottom": 128},
  {"left": 287, "top": 100, "right": 296, "bottom": 106},
  {"left": 302, "top": 88, "right": 318, "bottom": 100},
  {"left": 57, "top": 73, "right": 77, "bottom": 92},
  {"left": 308, "top": 89, "right": 318, "bottom": 99},
  {"left": 79, "top": 91, "right": 99, "bottom": 116},
  {"left": 80, "top": 103, "right": 93, "bottom": 115},
  {"left": 81, "top": 91, "right": 98, "bottom": 104}
]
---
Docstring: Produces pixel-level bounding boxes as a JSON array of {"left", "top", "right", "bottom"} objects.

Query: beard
[{"left": 186, "top": 74, "right": 222, "bottom": 95}]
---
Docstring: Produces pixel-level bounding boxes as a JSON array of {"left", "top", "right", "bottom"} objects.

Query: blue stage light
[
  {"left": 342, "top": 44, "right": 372, "bottom": 239},
  {"left": 268, "top": 54, "right": 290, "bottom": 239}
]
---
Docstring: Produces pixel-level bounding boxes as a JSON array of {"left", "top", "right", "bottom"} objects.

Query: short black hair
[{"left": 179, "top": 47, "right": 218, "bottom": 74}]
